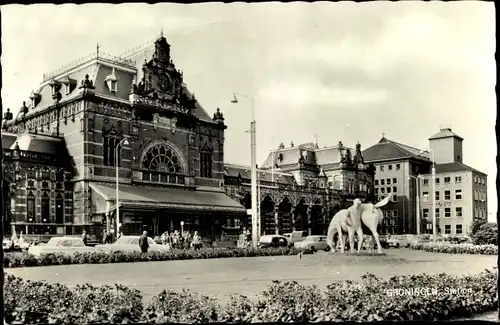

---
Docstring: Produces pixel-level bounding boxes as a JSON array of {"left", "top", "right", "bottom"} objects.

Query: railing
[
  {"left": 42, "top": 51, "right": 136, "bottom": 82},
  {"left": 139, "top": 170, "right": 186, "bottom": 186},
  {"left": 3, "top": 149, "right": 58, "bottom": 163}
]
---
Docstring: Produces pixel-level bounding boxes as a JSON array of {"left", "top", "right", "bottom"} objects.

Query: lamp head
[{"left": 230, "top": 94, "right": 238, "bottom": 104}]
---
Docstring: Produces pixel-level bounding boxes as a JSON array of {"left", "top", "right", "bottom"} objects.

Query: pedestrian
[
  {"left": 139, "top": 230, "right": 149, "bottom": 253},
  {"left": 161, "top": 231, "right": 168, "bottom": 245},
  {"left": 117, "top": 230, "right": 123, "bottom": 240},
  {"left": 172, "top": 230, "right": 180, "bottom": 249},
  {"left": 102, "top": 229, "right": 107, "bottom": 244},
  {"left": 184, "top": 231, "right": 192, "bottom": 249},
  {"left": 191, "top": 231, "right": 202, "bottom": 250},
  {"left": 82, "top": 230, "right": 88, "bottom": 246}
]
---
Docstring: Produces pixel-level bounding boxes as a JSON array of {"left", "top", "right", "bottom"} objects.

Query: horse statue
[{"left": 327, "top": 194, "right": 391, "bottom": 254}]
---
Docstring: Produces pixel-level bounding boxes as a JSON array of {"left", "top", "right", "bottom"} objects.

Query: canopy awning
[{"left": 89, "top": 182, "right": 246, "bottom": 215}]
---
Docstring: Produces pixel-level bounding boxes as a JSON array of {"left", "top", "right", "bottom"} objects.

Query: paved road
[{"left": 6, "top": 248, "right": 496, "bottom": 303}]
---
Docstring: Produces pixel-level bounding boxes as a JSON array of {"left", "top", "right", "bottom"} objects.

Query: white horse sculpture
[{"left": 327, "top": 195, "right": 391, "bottom": 254}]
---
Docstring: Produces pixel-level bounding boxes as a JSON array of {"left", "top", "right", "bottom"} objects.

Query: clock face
[{"left": 157, "top": 73, "right": 171, "bottom": 92}]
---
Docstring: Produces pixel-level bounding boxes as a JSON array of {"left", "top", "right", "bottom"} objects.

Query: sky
[{"left": 1, "top": 3, "right": 496, "bottom": 221}]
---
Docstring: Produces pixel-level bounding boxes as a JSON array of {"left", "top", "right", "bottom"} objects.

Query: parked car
[
  {"left": 386, "top": 235, "right": 407, "bottom": 248},
  {"left": 3, "top": 237, "right": 14, "bottom": 252},
  {"left": 283, "top": 231, "right": 308, "bottom": 247},
  {"left": 362, "top": 235, "right": 389, "bottom": 249},
  {"left": 294, "top": 235, "right": 330, "bottom": 252},
  {"left": 258, "top": 235, "right": 288, "bottom": 249},
  {"left": 95, "top": 235, "right": 170, "bottom": 253},
  {"left": 27, "top": 236, "right": 96, "bottom": 257}
]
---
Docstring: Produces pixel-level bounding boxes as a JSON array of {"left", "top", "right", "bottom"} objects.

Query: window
[
  {"left": 392, "top": 186, "right": 397, "bottom": 193},
  {"left": 456, "top": 224, "right": 463, "bottom": 234},
  {"left": 444, "top": 190, "right": 451, "bottom": 200},
  {"left": 423, "top": 179, "right": 429, "bottom": 186},
  {"left": 380, "top": 165, "right": 384, "bottom": 172},
  {"left": 392, "top": 178, "right": 397, "bottom": 184},
  {"left": 42, "top": 192, "right": 50, "bottom": 223},
  {"left": 474, "top": 176, "right": 478, "bottom": 183},
  {"left": 482, "top": 178, "right": 485, "bottom": 185},
  {"left": 444, "top": 208, "right": 451, "bottom": 217},
  {"left": 374, "top": 180, "right": 379, "bottom": 186},
  {"left": 381, "top": 188, "right": 385, "bottom": 193},
  {"left": 445, "top": 225, "right": 451, "bottom": 234},
  {"left": 423, "top": 209, "right": 429, "bottom": 218},
  {"left": 200, "top": 151, "right": 213, "bottom": 178},
  {"left": 435, "top": 208, "right": 440, "bottom": 218},
  {"left": 435, "top": 191, "right": 440, "bottom": 201},
  {"left": 455, "top": 189, "right": 462, "bottom": 200},
  {"left": 392, "top": 195, "right": 398, "bottom": 202},
  {"left": 143, "top": 144, "right": 183, "bottom": 173},
  {"left": 380, "top": 179, "right": 385, "bottom": 185},
  {"left": 393, "top": 210, "right": 398, "bottom": 217},
  {"left": 422, "top": 192, "right": 429, "bottom": 202},
  {"left": 455, "top": 207, "right": 462, "bottom": 217},
  {"left": 103, "top": 136, "right": 119, "bottom": 167},
  {"left": 386, "top": 210, "right": 393, "bottom": 218},
  {"left": 375, "top": 188, "right": 379, "bottom": 194},
  {"left": 55, "top": 194, "right": 64, "bottom": 224},
  {"left": 474, "top": 190, "right": 478, "bottom": 200},
  {"left": 388, "top": 165, "right": 393, "bottom": 170},
  {"left": 455, "top": 176, "right": 462, "bottom": 183},
  {"left": 387, "top": 187, "right": 391, "bottom": 193},
  {"left": 435, "top": 178, "right": 440, "bottom": 184},
  {"left": 26, "top": 191, "right": 35, "bottom": 223},
  {"left": 444, "top": 177, "right": 451, "bottom": 184},
  {"left": 386, "top": 178, "right": 391, "bottom": 185},
  {"left": 396, "top": 164, "right": 401, "bottom": 170}
]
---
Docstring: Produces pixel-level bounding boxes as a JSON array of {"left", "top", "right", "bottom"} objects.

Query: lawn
[{"left": 6, "top": 248, "right": 496, "bottom": 303}]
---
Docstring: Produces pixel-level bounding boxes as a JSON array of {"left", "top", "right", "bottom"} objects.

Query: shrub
[
  {"left": 410, "top": 242, "right": 498, "bottom": 255},
  {"left": 3, "top": 247, "right": 302, "bottom": 269},
  {"left": 4, "top": 269, "right": 498, "bottom": 323},
  {"left": 470, "top": 221, "right": 497, "bottom": 246}
]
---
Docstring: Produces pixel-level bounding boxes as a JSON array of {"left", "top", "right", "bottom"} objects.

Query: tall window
[
  {"left": 200, "top": 151, "right": 213, "bottom": 178},
  {"left": 435, "top": 208, "right": 440, "bottom": 218},
  {"left": 380, "top": 179, "right": 385, "bottom": 185},
  {"left": 455, "top": 189, "right": 462, "bottom": 200},
  {"left": 444, "top": 207, "right": 451, "bottom": 217},
  {"left": 445, "top": 225, "right": 451, "bottom": 234},
  {"left": 435, "top": 191, "right": 440, "bottom": 201},
  {"left": 455, "top": 176, "right": 462, "bottom": 183},
  {"left": 386, "top": 178, "right": 391, "bottom": 185},
  {"left": 423, "top": 179, "right": 429, "bottom": 186},
  {"left": 392, "top": 178, "right": 397, "bottom": 184},
  {"left": 444, "top": 190, "right": 451, "bottom": 200},
  {"left": 42, "top": 192, "right": 50, "bottom": 223},
  {"left": 455, "top": 207, "right": 462, "bottom": 217},
  {"left": 422, "top": 192, "right": 429, "bottom": 202},
  {"left": 103, "top": 135, "right": 119, "bottom": 167},
  {"left": 456, "top": 224, "right": 463, "bottom": 234},
  {"left": 435, "top": 178, "right": 440, "bottom": 184},
  {"left": 423, "top": 209, "right": 429, "bottom": 218},
  {"left": 26, "top": 191, "right": 35, "bottom": 223},
  {"left": 444, "top": 177, "right": 451, "bottom": 184},
  {"left": 396, "top": 164, "right": 400, "bottom": 170},
  {"left": 55, "top": 194, "right": 64, "bottom": 224}
]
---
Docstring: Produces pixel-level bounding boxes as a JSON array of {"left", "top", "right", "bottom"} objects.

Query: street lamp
[
  {"left": 231, "top": 93, "right": 258, "bottom": 248},
  {"left": 409, "top": 174, "right": 422, "bottom": 235},
  {"left": 421, "top": 149, "right": 436, "bottom": 240},
  {"left": 115, "top": 137, "right": 130, "bottom": 234}
]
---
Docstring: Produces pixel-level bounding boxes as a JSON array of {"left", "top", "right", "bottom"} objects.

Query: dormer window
[
  {"left": 105, "top": 67, "right": 118, "bottom": 93},
  {"left": 29, "top": 91, "right": 42, "bottom": 108}
]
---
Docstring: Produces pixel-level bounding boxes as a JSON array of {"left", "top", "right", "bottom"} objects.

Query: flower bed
[
  {"left": 3, "top": 247, "right": 302, "bottom": 269},
  {"left": 410, "top": 242, "right": 498, "bottom": 255},
  {"left": 4, "top": 269, "right": 497, "bottom": 323}
]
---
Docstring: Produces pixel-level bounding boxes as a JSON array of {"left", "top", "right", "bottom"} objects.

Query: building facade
[
  {"left": 362, "top": 137, "right": 432, "bottom": 234},
  {"left": 418, "top": 128, "right": 488, "bottom": 236},
  {"left": 223, "top": 141, "right": 377, "bottom": 236},
  {"left": 2, "top": 35, "right": 246, "bottom": 241},
  {"left": 363, "top": 128, "right": 488, "bottom": 236},
  {"left": 1, "top": 34, "right": 377, "bottom": 242}
]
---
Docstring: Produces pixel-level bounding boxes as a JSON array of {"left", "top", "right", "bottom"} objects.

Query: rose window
[{"left": 142, "top": 144, "right": 182, "bottom": 173}]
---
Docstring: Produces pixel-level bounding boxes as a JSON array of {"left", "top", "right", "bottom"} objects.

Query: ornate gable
[{"left": 130, "top": 35, "right": 196, "bottom": 115}]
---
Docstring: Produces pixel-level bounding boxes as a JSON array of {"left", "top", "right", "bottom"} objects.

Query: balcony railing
[{"left": 3, "top": 148, "right": 58, "bottom": 164}]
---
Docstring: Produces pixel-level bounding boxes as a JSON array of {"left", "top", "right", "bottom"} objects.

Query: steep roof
[
  {"left": 362, "top": 137, "right": 430, "bottom": 163},
  {"left": 433, "top": 162, "right": 486, "bottom": 176},
  {"left": 224, "top": 163, "right": 295, "bottom": 185},
  {"left": 1, "top": 132, "right": 17, "bottom": 149},
  {"left": 429, "top": 128, "right": 464, "bottom": 141},
  {"left": 10, "top": 133, "right": 66, "bottom": 155}
]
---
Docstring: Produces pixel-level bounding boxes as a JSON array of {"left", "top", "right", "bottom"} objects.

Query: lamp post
[
  {"left": 115, "top": 137, "right": 130, "bottom": 234},
  {"left": 420, "top": 149, "right": 436, "bottom": 240},
  {"left": 409, "top": 174, "right": 422, "bottom": 235},
  {"left": 231, "top": 93, "right": 258, "bottom": 248}
]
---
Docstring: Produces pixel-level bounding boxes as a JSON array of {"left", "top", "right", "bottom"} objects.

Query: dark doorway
[
  {"left": 278, "top": 197, "right": 292, "bottom": 234},
  {"left": 55, "top": 194, "right": 64, "bottom": 224},
  {"left": 295, "top": 198, "right": 308, "bottom": 231},
  {"left": 311, "top": 200, "right": 323, "bottom": 235},
  {"left": 260, "top": 195, "right": 275, "bottom": 235}
]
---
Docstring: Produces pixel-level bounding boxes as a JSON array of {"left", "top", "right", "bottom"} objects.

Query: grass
[{"left": 6, "top": 248, "right": 496, "bottom": 303}]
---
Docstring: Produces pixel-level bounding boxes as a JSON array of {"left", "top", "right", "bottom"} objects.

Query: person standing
[
  {"left": 81, "top": 230, "right": 88, "bottom": 246},
  {"left": 138, "top": 230, "right": 149, "bottom": 253},
  {"left": 191, "top": 231, "right": 202, "bottom": 250}
]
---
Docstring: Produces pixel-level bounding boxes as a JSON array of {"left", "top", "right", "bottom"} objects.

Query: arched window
[
  {"left": 55, "top": 193, "right": 64, "bottom": 224},
  {"left": 200, "top": 151, "right": 213, "bottom": 178},
  {"left": 142, "top": 144, "right": 183, "bottom": 173},
  {"left": 26, "top": 191, "right": 35, "bottom": 223},
  {"left": 42, "top": 192, "right": 50, "bottom": 223}
]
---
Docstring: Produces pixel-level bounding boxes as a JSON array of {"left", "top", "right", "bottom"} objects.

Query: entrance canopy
[{"left": 89, "top": 182, "right": 246, "bottom": 215}]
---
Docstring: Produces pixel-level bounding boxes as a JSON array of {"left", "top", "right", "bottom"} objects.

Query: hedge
[
  {"left": 4, "top": 269, "right": 498, "bottom": 323},
  {"left": 3, "top": 247, "right": 302, "bottom": 269},
  {"left": 410, "top": 242, "right": 498, "bottom": 255}
]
